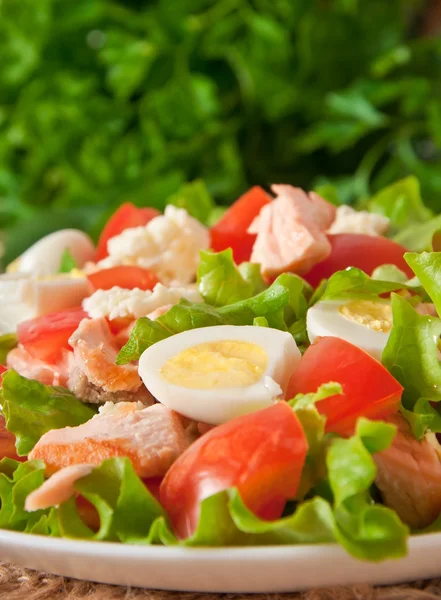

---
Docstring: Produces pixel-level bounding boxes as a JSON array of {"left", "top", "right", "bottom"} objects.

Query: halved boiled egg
[
  {"left": 138, "top": 325, "right": 300, "bottom": 425},
  {"left": 7, "top": 229, "right": 95, "bottom": 277},
  {"left": 307, "top": 299, "right": 392, "bottom": 361},
  {"left": 0, "top": 272, "right": 92, "bottom": 335}
]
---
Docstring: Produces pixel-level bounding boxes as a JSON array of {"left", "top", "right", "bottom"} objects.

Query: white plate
[{"left": 1, "top": 531, "right": 441, "bottom": 592}]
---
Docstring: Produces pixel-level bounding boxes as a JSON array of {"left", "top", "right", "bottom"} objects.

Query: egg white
[
  {"left": 138, "top": 325, "right": 301, "bottom": 425},
  {"left": 0, "top": 272, "right": 92, "bottom": 334},
  {"left": 10, "top": 229, "right": 95, "bottom": 277},
  {"left": 306, "top": 301, "right": 390, "bottom": 361}
]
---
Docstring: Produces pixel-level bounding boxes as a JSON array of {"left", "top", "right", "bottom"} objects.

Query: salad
[{"left": 1, "top": 177, "right": 441, "bottom": 562}]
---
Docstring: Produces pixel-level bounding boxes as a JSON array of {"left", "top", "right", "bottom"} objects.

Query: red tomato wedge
[
  {"left": 0, "top": 415, "right": 23, "bottom": 462},
  {"left": 160, "top": 402, "right": 308, "bottom": 539},
  {"left": 287, "top": 336, "right": 403, "bottom": 436},
  {"left": 96, "top": 203, "right": 161, "bottom": 261},
  {"left": 17, "top": 307, "right": 88, "bottom": 364},
  {"left": 0, "top": 365, "right": 6, "bottom": 377},
  {"left": 304, "top": 234, "right": 413, "bottom": 288},
  {"left": 210, "top": 186, "right": 272, "bottom": 264},
  {"left": 87, "top": 266, "right": 160, "bottom": 291}
]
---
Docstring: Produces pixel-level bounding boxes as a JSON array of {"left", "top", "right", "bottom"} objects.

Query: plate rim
[{"left": 0, "top": 527, "right": 440, "bottom": 560}]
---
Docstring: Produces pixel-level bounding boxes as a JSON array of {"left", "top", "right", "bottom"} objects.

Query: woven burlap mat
[{"left": 0, "top": 565, "right": 441, "bottom": 600}]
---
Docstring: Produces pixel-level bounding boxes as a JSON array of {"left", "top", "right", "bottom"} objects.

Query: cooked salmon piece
[
  {"left": 415, "top": 302, "right": 438, "bottom": 317},
  {"left": 6, "top": 347, "right": 70, "bottom": 387},
  {"left": 69, "top": 318, "right": 142, "bottom": 393},
  {"left": 25, "top": 464, "right": 93, "bottom": 511},
  {"left": 146, "top": 304, "right": 173, "bottom": 321},
  {"left": 67, "top": 364, "right": 154, "bottom": 406},
  {"left": 374, "top": 414, "right": 441, "bottom": 529},
  {"left": 248, "top": 185, "right": 336, "bottom": 278},
  {"left": 29, "top": 402, "right": 192, "bottom": 477}
]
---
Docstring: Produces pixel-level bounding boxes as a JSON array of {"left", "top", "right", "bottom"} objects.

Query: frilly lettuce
[
  {"left": 117, "top": 271, "right": 311, "bottom": 364},
  {"left": 167, "top": 180, "right": 215, "bottom": 225},
  {"left": 394, "top": 215, "right": 441, "bottom": 252},
  {"left": 58, "top": 458, "right": 164, "bottom": 543},
  {"left": 405, "top": 252, "right": 441, "bottom": 315},
  {"left": 318, "top": 266, "right": 414, "bottom": 302},
  {"left": 197, "top": 249, "right": 263, "bottom": 306},
  {"left": 382, "top": 294, "right": 441, "bottom": 406},
  {"left": 368, "top": 176, "right": 432, "bottom": 233},
  {"left": 1, "top": 370, "right": 96, "bottom": 455},
  {"left": 0, "top": 458, "right": 58, "bottom": 535}
]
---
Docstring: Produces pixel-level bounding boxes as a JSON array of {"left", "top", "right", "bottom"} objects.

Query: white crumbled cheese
[
  {"left": 98, "top": 401, "right": 146, "bottom": 416},
  {"left": 83, "top": 282, "right": 203, "bottom": 320},
  {"left": 93, "top": 206, "right": 210, "bottom": 284},
  {"left": 327, "top": 205, "right": 390, "bottom": 237}
]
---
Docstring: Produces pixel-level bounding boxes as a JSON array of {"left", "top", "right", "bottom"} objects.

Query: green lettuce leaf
[
  {"left": 0, "top": 458, "right": 57, "bottom": 533},
  {"left": 382, "top": 294, "right": 441, "bottom": 407},
  {"left": 371, "top": 264, "right": 409, "bottom": 284},
  {"left": 229, "top": 492, "right": 336, "bottom": 545},
  {"left": 0, "top": 333, "right": 17, "bottom": 364},
  {"left": 118, "top": 273, "right": 310, "bottom": 364},
  {"left": 290, "top": 382, "right": 342, "bottom": 498},
  {"left": 405, "top": 252, "right": 441, "bottom": 315},
  {"left": 167, "top": 180, "right": 215, "bottom": 225},
  {"left": 368, "top": 176, "right": 432, "bottom": 233},
  {"left": 320, "top": 267, "right": 409, "bottom": 301},
  {"left": 58, "top": 248, "right": 78, "bottom": 274},
  {"left": 394, "top": 215, "right": 441, "bottom": 252},
  {"left": 400, "top": 399, "right": 441, "bottom": 441},
  {"left": 238, "top": 263, "right": 267, "bottom": 296},
  {"left": 57, "top": 458, "right": 164, "bottom": 543},
  {"left": 2, "top": 370, "right": 96, "bottom": 455},
  {"left": 325, "top": 418, "right": 407, "bottom": 561},
  {"left": 253, "top": 316, "right": 269, "bottom": 327},
  {"left": 197, "top": 249, "right": 254, "bottom": 306}
]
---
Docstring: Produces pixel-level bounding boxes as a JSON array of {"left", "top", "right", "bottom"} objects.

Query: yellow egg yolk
[
  {"left": 160, "top": 340, "right": 268, "bottom": 389},
  {"left": 339, "top": 300, "right": 393, "bottom": 333}
]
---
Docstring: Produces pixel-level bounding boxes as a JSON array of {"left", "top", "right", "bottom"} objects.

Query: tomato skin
[
  {"left": 96, "top": 203, "right": 160, "bottom": 261},
  {"left": 304, "top": 234, "right": 413, "bottom": 288},
  {"left": 160, "top": 402, "right": 308, "bottom": 539},
  {"left": 0, "top": 415, "right": 23, "bottom": 462},
  {"left": 144, "top": 477, "right": 162, "bottom": 502},
  {"left": 210, "top": 186, "right": 272, "bottom": 264},
  {"left": 287, "top": 336, "right": 403, "bottom": 436},
  {"left": 0, "top": 365, "right": 6, "bottom": 376},
  {"left": 17, "top": 307, "right": 88, "bottom": 364},
  {"left": 87, "top": 266, "right": 160, "bottom": 291}
]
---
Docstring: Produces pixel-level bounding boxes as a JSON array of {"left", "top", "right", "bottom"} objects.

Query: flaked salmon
[
  {"left": 374, "top": 414, "right": 441, "bottom": 529},
  {"left": 69, "top": 318, "right": 141, "bottom": 393},
  {"left": 25, "top": 464, "right": 93, "bottom": 511},
  {"left": 29, "top": 402, "right": 192, "bottom": 477},
  {"left": 6, "top": 347, "right": 70, "bottom": 387},
  {"left": 248, "top": 185, "right": 336, "bottom": 278}
]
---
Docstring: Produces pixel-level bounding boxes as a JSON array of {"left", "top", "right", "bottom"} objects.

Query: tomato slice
[
  {"left": 87, "top": 266, "right": 160, "bottom": 291},
  {"left": 17, "top": 307, "right": 87, "bottom": 364},
  {"left": 0, "top": 365, "right": 6, "bottom": 376},
  {"left": 287, "top": 336, "right": 403, "bottom": 436},
  {"left": 210, "top": 186, "right": 272, "bottom": 264},
  {"left": 160, "top": 402, "right": 308, "bottom": 539},
  {"left": 0, "top": 415, "right": 23, "bottom": 462},
  {"left": 96, "top": 203, "right": 161, "bottom": 261},
  {"left": 304, "top": 234, "right": 413, "bottom": 288}
]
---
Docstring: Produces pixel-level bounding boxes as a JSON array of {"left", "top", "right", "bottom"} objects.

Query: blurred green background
[{"left": 1, "top": 0, "right": 441, "bottom": 262}]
